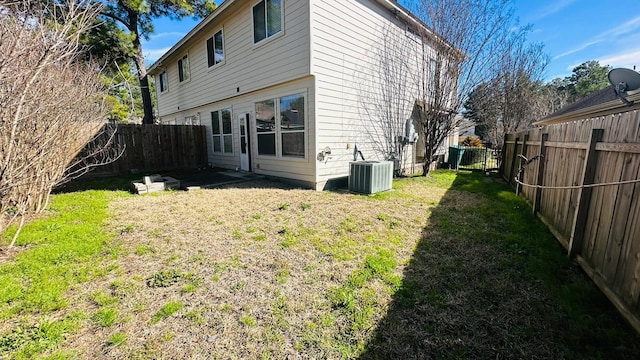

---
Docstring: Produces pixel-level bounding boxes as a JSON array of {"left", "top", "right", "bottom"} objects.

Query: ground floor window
[
  {"left": 212, "top": 108, "right": 232, "bottom": 153},
  {"left": 255, "top": 93, "right": 305, "bottom": 157}
]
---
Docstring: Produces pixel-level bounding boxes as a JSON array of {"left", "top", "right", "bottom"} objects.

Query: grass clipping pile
[{"left": 64, "top": 175, "right": 640, "bottom": 359}]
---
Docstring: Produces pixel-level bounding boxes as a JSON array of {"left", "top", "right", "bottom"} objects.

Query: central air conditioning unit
[{"left": 348, "top": 161, "right": 393, "bottom": 194}]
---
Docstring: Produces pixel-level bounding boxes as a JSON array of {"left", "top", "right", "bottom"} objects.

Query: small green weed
[
  {"left": 150, "top": 301, "right": 184, "bottom": 324},
  {"left": 277, "top": 203, "right": 289, "bottom": 210},
  {"left": 279, "top": 232, "right": 298, "bottom": 248},
  {"left": 135, "top": 244, "right": 155, "bottom": 256},
  {"left": 275, "top": 268, "right": 290, "bottom": 283},
  {"left": 106, "top": 332, "right": 127, "bottom": 347},
  {"left": 184, "top": 308, "right": 206, "bottom": 325},
  {"left": 93, "top": 308, "right": 118, "bottom": 328},
  {"left": 252, "top": 234, "right": 267, "bottom": 241},
  {"left": 240, "top": 314, "right": 256, "bottom": 327},
  {"left": 91, "top": 290, "right": 118, "bottom": 307},
  {"left": 230, "top": 281, "right": 245, "bottom": 293},
  {"left": 146, "top": 269, "right": 183, "bottom": 288}
]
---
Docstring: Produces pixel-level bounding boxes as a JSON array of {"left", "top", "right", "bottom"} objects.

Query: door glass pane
[
  {"left": 240, "top": 123, "right": 245, "bottom": 136},
  {"left": 281, "top": 132, "right": 304, "bottom": 157},
  {"left": 257, "top": 133, "right": 276, "bottom": 155},
  {"left": 213, "top": 136, "right": 221, "bottom": 152},
  {"left": 240, "top": 136, "right": 247, "bottom": 154}
]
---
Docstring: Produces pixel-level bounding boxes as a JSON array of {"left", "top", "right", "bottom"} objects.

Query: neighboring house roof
[
  {"left": 534, "top": 85, "right": 640, "bottom": 126},
  {"left": 148, "top": 0, "right": 461, "bottom": 75}
]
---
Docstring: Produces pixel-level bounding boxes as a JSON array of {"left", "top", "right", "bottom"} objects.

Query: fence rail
[
  {"left": 501, "top": 110, "right": 640, "bottom": 333},
  {"left": 449, "top": 146, "right": 500, "bottom": 171},
  {"left": 80, "top": 124, "right": 208, "bottom": 177}
]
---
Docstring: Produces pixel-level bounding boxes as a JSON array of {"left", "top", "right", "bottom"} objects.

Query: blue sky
[{"left": 143, "top": 0, "right": 640, "bottom": 82}]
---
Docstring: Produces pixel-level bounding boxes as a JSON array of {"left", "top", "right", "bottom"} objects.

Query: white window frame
[
  {"left": 178, "top": 54, "right": 190, "bottom": 83},
  {"left": 255, "top": 92, "right": 306, "bottom": 159},
  {"left": 159, "top": 71, "right": 168, "bottom": 93},
  {"left": 406, "top": 24, "right": 423, "bottom": 43},
  {"left": 211, "top": 108, "right": 233, "bottom": 154},
  {"left": 206, "top": 28, "right": 225, "bottom": 69},
  {"left": 252, "top": 0, "right": 284, "bottom": 45}
]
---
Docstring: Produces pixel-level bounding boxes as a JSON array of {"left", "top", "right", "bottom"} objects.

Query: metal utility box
[{"left": 348, "top": 161, "right": 393, "bottom": 194}]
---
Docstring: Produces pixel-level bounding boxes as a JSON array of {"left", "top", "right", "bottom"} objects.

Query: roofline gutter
[
  {"left": 375, "top": 0, "right": 464, "bottom": 59},
  {"left": 148, "top": 0, "right": 463, "bottom": 75},
  {"left": 533, "top": 92, "right": 640, "bottom": 126},
  {"left": 148, "top": 0, "right": 237, "bottom": 75}
]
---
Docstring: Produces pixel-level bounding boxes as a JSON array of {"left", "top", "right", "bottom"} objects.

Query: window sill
[
  {"left": 252, "top": 30, "right": 284, "bottom": 50},
  {"left": 207, "top": 61, "right": 226, "bottom": 73}
]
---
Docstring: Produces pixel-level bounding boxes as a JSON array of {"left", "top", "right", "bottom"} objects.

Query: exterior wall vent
[{"left": 348, "top": 161, "right": 393, "bottom": 194}]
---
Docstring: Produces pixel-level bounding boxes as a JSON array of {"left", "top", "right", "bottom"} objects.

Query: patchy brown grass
[
  {"left": 63, "top": 179, "right": 446, "bottom": 359},
  {"left": 5, "top": 171, "right": 640, "bottom": 359}
]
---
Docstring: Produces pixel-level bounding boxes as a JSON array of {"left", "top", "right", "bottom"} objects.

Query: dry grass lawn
[
  {"left": 4, "top": 171, "right": 640, "bottom": 359},
  {"left": 66, "top": 179, "right": 444, "bottom": 359}
]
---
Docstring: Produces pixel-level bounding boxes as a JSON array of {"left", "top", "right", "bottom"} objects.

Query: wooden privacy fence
[
  {"left": 84, "top": 124, "right": 208, "bottom": 176},
  {"left": 502, "top": 110, "right": 640, "bottom": 333}
]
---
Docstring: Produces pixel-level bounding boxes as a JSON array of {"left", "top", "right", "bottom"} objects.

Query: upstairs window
[
  {"left": 253, "top": 0, "right": 282, "bottom": 44},
  {"left": 406, "top": 25, "right": 422, "bottom": 43},
  {"left": 159, "top": 71, "right": 168, "bottom": 92},
  {"left": 207, "top": 29, "right": 225, "bottom": 67},
  {"left": 212, "top": 108, "right": 233, "bottom": 153},
  {"left": 178, "top": 54, "right": 190, "bottom": 82}
]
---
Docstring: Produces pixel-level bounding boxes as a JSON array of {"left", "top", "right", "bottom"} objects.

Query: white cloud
[
  {"left": 599, "top": 49, "right": 640, "bottom": 69},
  {"left": 596, "top": 16, "right": 640, "bottom": 39},
  {"left": 149, "top": 31, "right": 186, "bottom": 40},
  {"left": 145, "top": 47, "right": 172, "bottom": 63},
  {"left": 553, "top": 41, "right": 602, "bottom": 60},
  {"left": 553, "top": 15, "right": 640, "bottom": 60},
  {"left": 534, "top": 0, "right": 576, "bottom": 20}
]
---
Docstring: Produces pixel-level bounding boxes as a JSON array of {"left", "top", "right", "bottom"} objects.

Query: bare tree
[
  {"left": 413, "top": 0, "right": 540, "bottom": 174},
  {"left": 0, "top": 1, "right": 119, "bottom": 247},
  {"left": 357, "top": 23, "right": 420, "bottom": 175},
  {"left": 464, "top": 37, "right": 548, "bottom": 147}
]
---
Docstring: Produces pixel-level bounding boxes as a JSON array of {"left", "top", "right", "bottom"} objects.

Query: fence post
[
  {"left": 568, "top": 128, "right": 604, "bottom": 257},
  {"left": 509, "top": 137, "right": 520, "bottom": 186},
  {"left": 499, "top": 133, "right": 508, "bottom": 177},
  {"left": 516, "top": 134, "right": 529, "bottom": 196},
  {"left": 482, "top": 146, "right": 488, "bottom": 172},
  {"left": 533, "top": 133, "right": 548, "bottom": 215}
]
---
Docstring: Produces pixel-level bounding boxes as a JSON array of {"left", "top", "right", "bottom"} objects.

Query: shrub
[{"left": 459, "top": 136, "right": 484, "bottom": 147}]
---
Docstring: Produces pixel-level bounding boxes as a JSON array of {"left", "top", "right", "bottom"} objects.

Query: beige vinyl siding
[
  {"left": 155, "top": 0, "right": 311, "bottom": 118},
  {"left": 310, "top": 0, "right": 428, "bottom": 182},
  {"left": 248, "top": 77, "right": 316, "bottom": 184},
  {"left": 159, "top": 77, "right": 317, "bottom": 184}
]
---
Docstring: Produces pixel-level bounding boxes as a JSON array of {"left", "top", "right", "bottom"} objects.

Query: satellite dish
[{"left": 608, "top": 68, "right": 640, "bottom": 105}]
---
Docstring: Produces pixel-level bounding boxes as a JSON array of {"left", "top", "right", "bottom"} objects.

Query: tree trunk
[{"left": 129, "top": 14, "right": 154, "bottom": 124}]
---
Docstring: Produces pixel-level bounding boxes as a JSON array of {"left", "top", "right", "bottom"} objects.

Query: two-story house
[{"left": 148, "top": 0, "right": 457, "bottom": 190}]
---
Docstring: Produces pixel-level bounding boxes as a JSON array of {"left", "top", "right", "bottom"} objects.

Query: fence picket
[
  {"left": 501, "top": 111, "right": 640, "bottom": 334},
  {"left": 75, "top": 124, "right": 208, "bottom": 177}
]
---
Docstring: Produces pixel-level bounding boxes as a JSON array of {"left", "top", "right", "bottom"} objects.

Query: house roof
[
  {"left": 533, "top": 85, "right": 640, "bottom": 126},
  {"left": 147, "top": 0, "right": 461, "bottom": 75}
]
